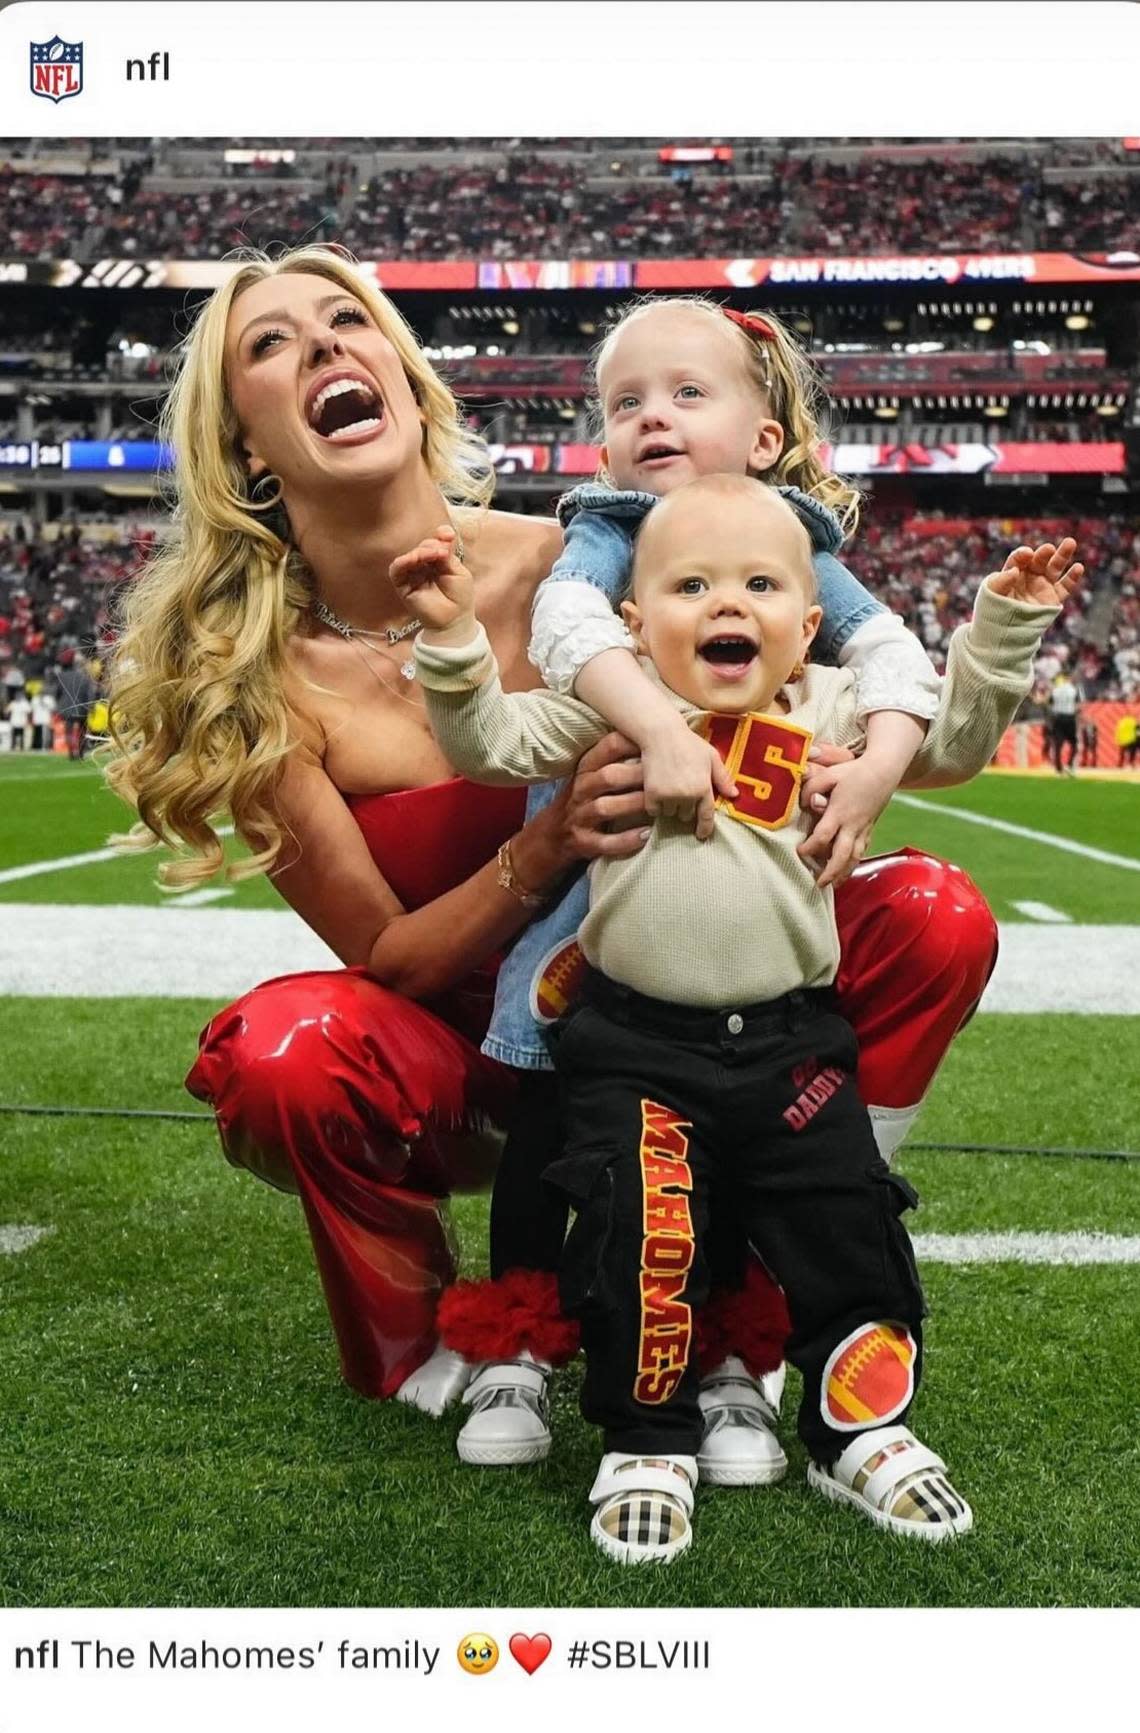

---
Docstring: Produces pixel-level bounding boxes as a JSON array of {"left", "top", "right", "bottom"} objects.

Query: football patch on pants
[
  {"left": 530, "top": 937, "right": 587, "bottom": 1024},
  {"left": 821, "top": 1321, "right": 916, "bottom": 1431}
]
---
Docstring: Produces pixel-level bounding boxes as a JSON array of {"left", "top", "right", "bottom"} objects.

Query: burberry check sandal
[
  {"left": 456, "top": 1353, "right": 552, "bottom": 1465},
  {"left": 697, "top": 1357, "right": 788, "bottom": 1486},
  {"left": 807, "top": 1424, "right": 973, "bottom": 1541},
  {"left": 588, "top": 1453, "right": 698, "bottom": 1564}
]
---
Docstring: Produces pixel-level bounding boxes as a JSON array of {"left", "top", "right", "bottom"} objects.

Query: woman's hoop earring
[
  {"left": 244, "top": 472, "right": 290, "bottom": 544},
  {"left": 247, "top": 472, "right": 284, "bottom": 511}
]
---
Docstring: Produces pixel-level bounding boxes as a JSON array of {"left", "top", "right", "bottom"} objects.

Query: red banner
[
  {"left": 490, "top": 440, "right": 1127, "bottom": 478},
  {"left": 16, "top": 251, "right": 1140, "bottom": 293},
  {"left": 635, "top": 252, "right": 1140, "bottom": 289},
  {"left": 356, "top": 260, "right": 476, "bottom": 290}
]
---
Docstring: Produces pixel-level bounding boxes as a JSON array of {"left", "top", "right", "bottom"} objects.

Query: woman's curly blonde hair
[
  {"left": 103, "top": 244, "right": 493, "bottom": 889},
  {"left": 590, "top": 294, "right": 861, "bottom": 537}
]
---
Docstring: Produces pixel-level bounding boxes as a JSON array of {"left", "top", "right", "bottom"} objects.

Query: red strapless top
[{"left": 345, "top": 778, "right": 527, "bottom": 911}]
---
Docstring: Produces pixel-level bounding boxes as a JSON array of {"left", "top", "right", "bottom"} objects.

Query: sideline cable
[{"left": 0, "top": 1103, "right": 1138, "bottom": 1162}]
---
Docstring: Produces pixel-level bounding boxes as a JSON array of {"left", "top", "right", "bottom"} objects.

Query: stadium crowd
[
  {"left": 0, "top": 518, "right": 150, "bottom": 749},
  {"left": 844, "top": 510, "right": 1140, "bottom": 696},
  {"left": 2, "top": 504, "right": 1137, "bottom": 756},
  {"left": 2, "top": 141, "right": 1137, "bottom": 260}
]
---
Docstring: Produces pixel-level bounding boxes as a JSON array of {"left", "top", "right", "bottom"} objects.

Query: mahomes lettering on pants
[{"left": 634, "top": 1100, "right": 695, "bottom": 1404}]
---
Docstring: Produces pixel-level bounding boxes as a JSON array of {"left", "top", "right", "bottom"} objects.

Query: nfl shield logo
[{"left": 30, "top": 36, "right": 84, "bottom": 103}]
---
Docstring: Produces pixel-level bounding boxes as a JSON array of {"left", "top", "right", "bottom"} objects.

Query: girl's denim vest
[{"left": 480, "top": 482, "right": 884, "bottom": 1070}]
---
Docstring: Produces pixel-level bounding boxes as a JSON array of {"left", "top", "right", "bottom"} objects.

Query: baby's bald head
[{"left": 631, "top": 474, "right": 817, "bottom": 600}]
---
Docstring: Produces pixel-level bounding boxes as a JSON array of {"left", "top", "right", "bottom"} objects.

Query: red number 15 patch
[{"left": 700, "top": 713, "right": 814, "bottom": 832}]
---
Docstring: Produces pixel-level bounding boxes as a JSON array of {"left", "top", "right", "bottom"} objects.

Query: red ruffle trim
[
  {"left": 436, "top": 1269, "right": 581, "bottom": 1365},
  {"left": 696, "top": 1263, "right": 791, "bottom": 1378}
]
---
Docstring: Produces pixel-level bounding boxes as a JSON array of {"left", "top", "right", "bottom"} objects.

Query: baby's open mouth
[
  {"left": 699, "top": 636, "right": 757, "bottom": 668},
  {"left": 307, "top": 377, "right": 384, "bottom": 440},
  {"left": 639, "top": 444, "right": 683, "bottom": 461}
]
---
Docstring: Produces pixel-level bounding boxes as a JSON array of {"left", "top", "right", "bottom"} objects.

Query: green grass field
[{"left": 2, "top": 756, "right": 1139, "bottom": 1607}]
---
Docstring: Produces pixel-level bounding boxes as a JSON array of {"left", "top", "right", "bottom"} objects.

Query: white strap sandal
[
  {"left": 456, "top": 1354, "right": 552, "bottom": 1466},
  {"left": 697, "top": 1356, "right": 788, "bottom": 1487},
  {"left": 807, "top": 1423, "right": 973, "bottom": 1541},
  {"left": 588, "top": 1453, "right": 698, "bottom": 1565}
]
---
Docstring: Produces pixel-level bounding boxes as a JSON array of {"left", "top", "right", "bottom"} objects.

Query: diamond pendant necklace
[{"left": 310, "top": 524, "right": 465, "bottom": 682}]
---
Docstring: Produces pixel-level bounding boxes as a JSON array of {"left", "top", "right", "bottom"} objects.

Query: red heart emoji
[{"left": 509, "top": 1632, "right": 552, "bottom": 1675}]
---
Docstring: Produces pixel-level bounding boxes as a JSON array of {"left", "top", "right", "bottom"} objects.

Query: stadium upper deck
[{"left": 2, "top": 136, "right": 1139, "bottom": 261}]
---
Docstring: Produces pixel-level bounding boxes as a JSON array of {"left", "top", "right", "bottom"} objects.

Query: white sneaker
[
  {"left": 456, "top": 1352, "right": 552, "bottom": 1465},
  {"left": 697, "top": 1355, "right": 788, "bottom": 1486},
  {"left": 589, "top": 1452, "right": 698, "bottom": 1565}
]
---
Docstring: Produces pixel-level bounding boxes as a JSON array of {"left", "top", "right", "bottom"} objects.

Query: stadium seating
[{"left": 2, "top": 136, "right": 1138, "bottom": 259}]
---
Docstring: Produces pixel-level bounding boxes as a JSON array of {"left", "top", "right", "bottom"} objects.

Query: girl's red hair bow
[{"left": 723, "top": 307, "right": 778, "bottom": 342}]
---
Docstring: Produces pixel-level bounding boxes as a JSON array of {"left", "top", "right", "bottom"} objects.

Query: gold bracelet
[{"left": 496, "top": 838, "right": 547, "bottom": 910}]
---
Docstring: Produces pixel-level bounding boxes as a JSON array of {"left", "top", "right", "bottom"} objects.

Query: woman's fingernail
[{"left": 640, "top": 828, "right": 653, "bottom": 841}]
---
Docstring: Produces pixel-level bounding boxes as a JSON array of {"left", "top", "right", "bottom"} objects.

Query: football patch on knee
[
  {"left": 822, "top": 1320, "right": 916, "bottom": 1431},
  {"left": 530, "top": 937, "right": 587, "bottom": 1024}
]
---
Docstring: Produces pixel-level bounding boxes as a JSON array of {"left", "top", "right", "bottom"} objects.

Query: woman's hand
[
  {"left": 513, "top": 732, "right": 651, "bottom": 893},
  {"left": 987, "top": 538, "right": 1085, "bottom": 608},
  {"left": 389, "top": 525, "right": 476, "bottom": 639},
  {"left": 799, "top": 740, "right": 856, "bottom": 817},
  {"left": 797, "top": 754, "right": 898, "bottom": 889}
]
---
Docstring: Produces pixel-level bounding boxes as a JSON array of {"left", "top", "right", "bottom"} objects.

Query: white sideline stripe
[
  {"left": 3, "top": 1222, "right": 1134, "bottom": 1266},
  {"left": 0, "top": 901, "right": 339, "bottom": 996},
  {"left": 1010, "top": 901, "right": 1071, "bottom": 924},
  {"left": 162, "top": 888, "right": 234, "bottom": 908},
  {"left": 894, "top": 793, "right": 1140, "bottom": 872},
  {"left": 0, "top": 844, "right": 120, "bottom": 884},
  {"left": 0, "top": 1224, "right": 54, "bottom": 1256},
  {"left": 1, "top": 906, "right": 1139, "bottom": 1008},
  {"left": 914, "top": 1232, "right": 1140, "bottom": 1265},
  {"left": 978, "top": 926, "right": 1140, "bottom": 1013},
  {"left": 0, "top": 824, "right": 234, "bottom": 887}
]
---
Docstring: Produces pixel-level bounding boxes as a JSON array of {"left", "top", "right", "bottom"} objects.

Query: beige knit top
[{"left": 416, "top": 583, "right": 1058, "bottom": 1008}]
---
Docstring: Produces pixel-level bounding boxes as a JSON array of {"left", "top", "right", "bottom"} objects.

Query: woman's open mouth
[
  {"left": 698, "top": 636, "right": 758, "bottom": 680},
  {"left": 306, "top": 374, "right": 385, "bottom": 444}
]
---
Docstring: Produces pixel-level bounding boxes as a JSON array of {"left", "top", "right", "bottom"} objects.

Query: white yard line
[
  {"left": 1010, "top": 901, "right": 1072, "bottom": 923},
  {"left": 2, "top": 905, "right": 1138, "bottom": 1009},
  {"left": 0, "top": 825, "right": 234, "bottom": 887},
  {"left": 162, "top": 888, "right": 235, "bottom": 908},
  {"left": 0, "top": 1221, "right": 1134, "bottom": 1266},
  {"left": 914, "top": 1232, "right": 1140, "bottom": 1265},
  {"left": 893, "top": 794, "right": 1140, "bottom": 872},
  {"left": 0, "top": 1224, "right": 54, "bottom": 1256},
  {"left": 0, "top": 844, "right": 121, "bottom": 885}
]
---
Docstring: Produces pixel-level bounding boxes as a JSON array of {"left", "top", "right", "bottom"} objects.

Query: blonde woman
[{"left": 105, "top": 248, "right": 997, "bottom": 1435}]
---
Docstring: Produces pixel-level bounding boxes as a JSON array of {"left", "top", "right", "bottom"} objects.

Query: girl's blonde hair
[
  {"left": 591, "top": 294, "right": 861, "bottom": 537},
  {"left": 103, "top": 244, "right": 493, "bottom": 890}
]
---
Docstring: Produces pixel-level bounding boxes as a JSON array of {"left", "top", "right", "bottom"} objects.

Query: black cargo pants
[{"left": 544, "top": 971, "right": 927, "bottom": 1463}]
